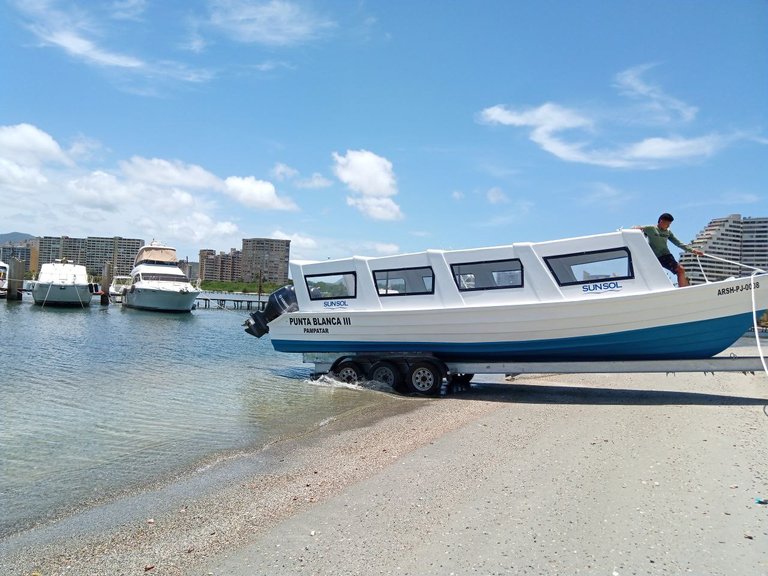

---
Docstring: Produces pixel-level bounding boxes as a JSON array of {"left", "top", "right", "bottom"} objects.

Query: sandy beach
[{"left": 2, "top": 354, "right": 768, "bottom": 575}]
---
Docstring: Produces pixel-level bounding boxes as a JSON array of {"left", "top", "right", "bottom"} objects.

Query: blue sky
[{"left": 1, "top": 0, "right": 766, "bottom": 262}]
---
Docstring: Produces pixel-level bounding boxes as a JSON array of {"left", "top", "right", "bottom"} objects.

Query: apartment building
[
  {"left": 36, "top": 235, "right": 144, "bottom": 276},
  {"left": 679, "top": 214, "right": 768, "bottom": 284},
  {"left": 86, "top": 236, "right": 145, "bottom": 276},
  {"left": 198, "top": 248, "right": 242, "bottom": 282},
  {"left": 0, "top": 242, "right": 36, "bottom": 273},
  {"left": 241, "top": 238, "right": 290, "bottom": 285}
]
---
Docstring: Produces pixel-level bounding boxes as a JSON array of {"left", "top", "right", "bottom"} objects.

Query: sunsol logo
[
  {"left": 582, "top": 281, "right": 623, "bottom": 293},
  {"left": 323, "top": 300, "right": 348, "bottom": 308}
]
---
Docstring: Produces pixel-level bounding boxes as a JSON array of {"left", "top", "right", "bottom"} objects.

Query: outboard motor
[{"left": 244, "top": 285, "right": 299, "bottom": 338}]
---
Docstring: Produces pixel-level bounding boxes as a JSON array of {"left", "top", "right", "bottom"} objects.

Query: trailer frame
[{"left": 303, "top": 352, "right": 767, "bottom": 395}]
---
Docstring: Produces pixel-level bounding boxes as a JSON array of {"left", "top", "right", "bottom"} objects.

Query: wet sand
[{"left": 2, "top": 355, "right": 768, "bottom": 575}]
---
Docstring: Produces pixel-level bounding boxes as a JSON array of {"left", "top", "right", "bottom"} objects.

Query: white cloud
[
  {"left": 12, "top": 1, "right": 212, "bottom": 89},
  {"left": 272, "top": 229, "right": 317, "bottom": 249},
  {"left": 0, "top": 158, "right": 49, "bottom": 192},
  {"left": 208, "top": 0, "right": 335, "bottom": 46},
  {"left": 614, "top": 64, "right": 697, "bottom": 123},
  {"left": 110, "top": 0, "right": 147, "bottom": 21},
  {"left": 271, "top": 163, "right": 331, "bottom": 189},
  {"left": 0, "top": 123, "right": 71, "bottom": 167},
  {"left": 451, "top": 190, "right": 465, "bottom": 201},
  {"left": 332, "top": 149, "right": 403, "bottom": 220},
  {"left": 345, "top": 196, "right": 403, "bottom": 221},
  {"left": 120, "top": 157, "right": 221, "bottom": 188},
  {"left": 223, "top": 176, "right": 298, "bottom": 210},
  {"left": 486, "top": 187, "right": 508, "bottom": 204},
  {"left": 271, "top": 162, "right": 299, "bottom": 181},
  {"left": 622, "top": 135, "right": 722, "bottom": 160},
  {"left": 67, "top": 170, "right": 131, "bottom": 210},
  {"left": 481, "top": 102, "right": 726, "bottom": 169},
  {"left": 296, "top": 172, "right": 332, "bottom": 189},
  {"left": 0, "top": 123, "right": 310, "bottom": 257},
  {"left": 479, "top": 66, "right": 736, "bottom": 169}
]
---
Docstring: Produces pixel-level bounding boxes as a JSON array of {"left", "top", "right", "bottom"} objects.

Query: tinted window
[
  {"left": 373, "top": 267, "right": 434, "bottom": 296},
  {"left": 544, "top": 248, "right": 633, "bottom": 286},
  {"left": 451, "top": 259, "right": 523, "bottom": 291},
  {"left": 306, "top": 272, "right": 356, "bottom": 300}
]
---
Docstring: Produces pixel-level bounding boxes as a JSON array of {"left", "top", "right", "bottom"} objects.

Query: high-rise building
[
  {"left": 741, "top": 216, "right": 768, "bottom": 273},
  {"left": 0, "top": 240, "right": 36, "bottom": 273},
  {"left": 86, "top": 236, "right": 145, "bottom": 276},
  {"left": 241, "top": 238, "right": 290, "bottom": 285},
  {"left": 198, "top": 248, "right": 242, "bottom": 281},
  {"left": 679, "top": 214, "right": 768, "bottom": 284},
  {"left": 36, "top": 235, "right": 144, "bottom": 276}
]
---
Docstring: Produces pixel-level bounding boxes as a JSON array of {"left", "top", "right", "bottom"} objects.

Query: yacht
[
  {"left": 31, "top": 259, "right": 96, "bottom": 307},
  {"left": 123, "top": 242, "right": 200, "bottom": 312}
]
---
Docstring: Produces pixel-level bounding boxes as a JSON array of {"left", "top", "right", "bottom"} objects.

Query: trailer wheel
[
  {"left": 369, "top": 360, "right": 403, "bottom": 390},
  {"left": 333, "top": 360, "right": 364, "bottom": 384},
  {"left": 406, "top": 361, "right": 442, "bottom": 396}
]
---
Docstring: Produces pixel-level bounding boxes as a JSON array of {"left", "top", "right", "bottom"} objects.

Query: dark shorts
[{"left": 658, "top": 254, "right": 680, "bottom": 273}]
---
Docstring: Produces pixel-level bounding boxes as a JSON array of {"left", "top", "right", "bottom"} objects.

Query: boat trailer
[{"left": 303, "top": 352, "right": 767, "bottom": 395}]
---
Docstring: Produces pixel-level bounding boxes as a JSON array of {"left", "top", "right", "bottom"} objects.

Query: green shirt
[{"left": 640, "top": 225, "right": 691, "bottom": 258}]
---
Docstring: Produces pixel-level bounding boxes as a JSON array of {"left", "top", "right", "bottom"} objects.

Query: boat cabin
[{"left": 289, "top": 229, "right": 673, "bottom": 312}]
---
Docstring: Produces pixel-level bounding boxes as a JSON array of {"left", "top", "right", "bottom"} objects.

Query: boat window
[
  {"left": 306, "top": 272, "right": 357, "bottom": 300},
  {"left": 451, "top": 259, "right": 523, "bottom": 291},
  {"left": 139, "top": 273, "right": 189, "bottom": 282},
  {"left": 544, "top": 248, "right": 634, "bottom": 286},
  {"left": 373, "top": 266, "right": 434, "bottom": 296}
]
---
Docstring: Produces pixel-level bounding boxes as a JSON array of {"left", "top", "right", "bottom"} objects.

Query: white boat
[
  {"left": 108, "top": 275, "right": 132, "bottom": 303},
  {"left": 123, "top": 242, "right": 200, "bottom": 312},
  {"left": 31, "top": 259, "right": 96, "bottom": 307},
  {"left": 0, "top": 260, "right": 8, "bottom": 298},
  {"left": 245, "top": 229, "right": 768, "bottom": 362}
]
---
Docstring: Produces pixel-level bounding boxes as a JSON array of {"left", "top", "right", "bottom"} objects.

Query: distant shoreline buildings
[
  {"left": 0, "top": 236, "right": 146, "bottom": 277},
  {"left": 0, "top": 235, "right": 292, "bottom": 285}
]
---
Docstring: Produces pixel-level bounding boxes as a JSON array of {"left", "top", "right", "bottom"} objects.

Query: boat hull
[
  {"left": 268, "top": 276, "right": 768, "bottom": 361},
  {"left": 123, "top": 286, "right": 199, "bottom": 312},
  {"left": 31, "top": 283, "right": 93, "bottom": 306}
]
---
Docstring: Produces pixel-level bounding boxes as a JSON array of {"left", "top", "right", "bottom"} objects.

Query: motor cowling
[{"left": 244, "top": 285, "right": 298, "bottom": 338}]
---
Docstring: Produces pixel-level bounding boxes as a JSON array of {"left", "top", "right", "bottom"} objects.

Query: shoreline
[
  {"left": 2, "top": 363, "right": 768, "bottom": 575},
  {"left": 0, "top": 388, "right": 504, "bottom": 575}
]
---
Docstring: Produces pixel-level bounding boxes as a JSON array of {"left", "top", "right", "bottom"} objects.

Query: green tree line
[{"left": 200, "top": 279, "right": 291, "bottom": 294}]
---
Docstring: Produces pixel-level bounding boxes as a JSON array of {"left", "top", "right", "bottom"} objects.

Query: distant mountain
[{"left": 0, "top": 232, "right": 35, "bottom": 244}]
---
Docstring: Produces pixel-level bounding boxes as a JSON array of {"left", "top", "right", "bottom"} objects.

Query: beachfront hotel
[{"left": 680, "top": 214, "right": 768, "bottom": 284}]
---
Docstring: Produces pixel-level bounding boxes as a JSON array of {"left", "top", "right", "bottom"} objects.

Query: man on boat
[{"left": 636, "top": 213, "right": 702, "bottom": 287}]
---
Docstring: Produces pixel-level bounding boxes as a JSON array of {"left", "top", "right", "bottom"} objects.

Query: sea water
[{"left": 0, "top": 297, "right": 387, "bottom": 538}]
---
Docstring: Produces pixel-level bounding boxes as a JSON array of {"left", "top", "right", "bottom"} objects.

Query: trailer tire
[
  {"left": 406, "top": 361, "right": 442, "bottom": 396},
  {"left": 333, "top": 360, "right": 364, "bottom": 384},
  {"left": 369, "top": 360, "right": 404, "bottom": 391}
]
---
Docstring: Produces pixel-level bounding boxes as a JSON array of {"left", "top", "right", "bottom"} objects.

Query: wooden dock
[{"left": 195, "top": 294, "right": 266, "bottom": 310}]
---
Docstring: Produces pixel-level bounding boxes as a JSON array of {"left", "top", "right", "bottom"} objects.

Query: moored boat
[
  {"left": 244, "top": 229, "right": 768, "bottom": 364},
  {"left": 0, "top": 260, "right": 7, "bottom": 298},
  {"left": 123, "top": 242, "right": 200, "bottom": 312},
  {"left": 108, "top": 275, "right": 132, "bottom": 303},
  {"left": 31, "top": 259, "right": 96, "bottom": 307}
]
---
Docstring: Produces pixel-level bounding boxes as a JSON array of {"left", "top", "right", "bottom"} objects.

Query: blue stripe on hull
[{"left": 271, "top": 311, "right": 762, "bottom": 361}]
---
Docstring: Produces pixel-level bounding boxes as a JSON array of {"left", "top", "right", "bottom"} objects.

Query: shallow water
[{"left": 0, "top": 298, "right": 388, "bottom": 538}]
